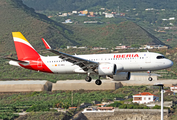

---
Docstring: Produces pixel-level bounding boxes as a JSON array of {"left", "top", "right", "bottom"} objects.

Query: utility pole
[
  {"left": 154, "top": 83, "right": 164, "bottom": 120},
  {"left": 71, "top": 91, "right": 73, "bottom": 106},
  {"left": 117, "top": 6, "right": 120, "bottom": 15}
]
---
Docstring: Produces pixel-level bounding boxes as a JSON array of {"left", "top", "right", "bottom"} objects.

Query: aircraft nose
[{"left": 167, "top": 59, "right": 173, "bottom": 68}]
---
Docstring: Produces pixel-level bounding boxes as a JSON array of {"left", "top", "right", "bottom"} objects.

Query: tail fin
[{"left": 12, "top": 32, "right": 40, "bottom": 60}]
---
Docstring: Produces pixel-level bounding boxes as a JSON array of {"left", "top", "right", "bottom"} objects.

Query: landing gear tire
[
  {"left": 148, "top": 77, "right": 153, "bottom": 81},
  {"left": 85, "top": 76, "right": 92, "bottom": 82},
  {"left": 95, "top": 79, "right": 102, "bottom": 85},
  {"left": 147, "top": 70, "right": 152, "bottom": 81}
]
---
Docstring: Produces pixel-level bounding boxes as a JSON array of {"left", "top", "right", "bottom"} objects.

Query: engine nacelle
[
  {"left": 98, "top": 63, "right": 117, "bottom": 76},
  {"left": 113, "top": 72, "right": 131, "bottom": 81}
]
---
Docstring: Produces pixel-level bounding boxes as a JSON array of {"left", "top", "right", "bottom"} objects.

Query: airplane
[{"left": 5, "top": 32, "right": 173, "bottom": 85}]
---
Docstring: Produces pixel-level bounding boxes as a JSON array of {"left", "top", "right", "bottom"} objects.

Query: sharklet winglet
[{"left": 41, "top": 38, "right": 51, "bottom": 49}]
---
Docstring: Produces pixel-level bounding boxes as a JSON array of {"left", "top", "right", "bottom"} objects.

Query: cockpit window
[{"left": 157, "top": 56, "right": 165, "bottom": 59}]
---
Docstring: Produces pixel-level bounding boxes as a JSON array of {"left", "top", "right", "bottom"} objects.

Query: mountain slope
[
  {"left": 71, "top": 21, "right": 166, "bottom": 47},
  {"left": 0, "top": 0, "right": 166, "bottom": 54},
  {"left": 0, "top": 0, "right": 77, "bottom": 53},
  {"left": 23, "top": 0, "right": 177, "bottom": 11}
]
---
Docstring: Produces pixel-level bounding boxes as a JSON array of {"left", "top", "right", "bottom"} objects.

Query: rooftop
[{"left": 134, "top": 92, "right": 156, "bottom": 96}]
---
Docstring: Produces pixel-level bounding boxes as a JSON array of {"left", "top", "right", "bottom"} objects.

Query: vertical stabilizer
[{"left": 12, "top": 32, "right": 40, "bottom": 60}]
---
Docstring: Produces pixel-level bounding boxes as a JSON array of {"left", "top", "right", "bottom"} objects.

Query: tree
[
  {"left": 152, "top": 105, "right": 161, "bottom": 109},
  {"left": 131, "top": 44, "right": 141, "bottom": 48}
]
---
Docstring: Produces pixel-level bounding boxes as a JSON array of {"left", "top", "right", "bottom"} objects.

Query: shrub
[
  {"left": 26, "top": 104, "right": 50, "bottom": 112},
  {"left": 107, "top": 101, "right": 122, "bottom": 107},
  {"left": 152, "top": 105, "right": 161, "bottom": 109}
]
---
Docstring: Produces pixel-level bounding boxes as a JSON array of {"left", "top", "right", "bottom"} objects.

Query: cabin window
[{"left": 157, "top": 56, "right": 165, "bottom": 59}]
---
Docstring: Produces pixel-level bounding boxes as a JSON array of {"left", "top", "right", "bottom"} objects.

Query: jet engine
[
  {"left": 110, "top": 72, "right": 131, "bottom": 81},
  {"left": 97, "top": 63, "right": 117, "bottom": 75}
]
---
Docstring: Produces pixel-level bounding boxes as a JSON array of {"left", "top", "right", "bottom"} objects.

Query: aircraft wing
[{"left": 41, "top": 38, "right": 98, "bottom": 71}]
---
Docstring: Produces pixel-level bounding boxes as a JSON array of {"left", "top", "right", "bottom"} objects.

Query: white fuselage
[{"left": 41, "top": 52, "right": 173, "bottom": 74}]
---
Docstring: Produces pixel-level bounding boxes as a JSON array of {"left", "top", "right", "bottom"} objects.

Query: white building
[
  {"left": 105, "top": 13, "right": 114, "bottom": 18},
  {"left": 133, "top": 92, "right": 159, "bottom": 104},
  {"left": 67, "top": 46, "right": 77, "bottom": 49},
  {"left": 63, "top": 19, "right": 73, "bottom": 23},
  {"left": 169, "top": 17, "right": 175, "bottom": 20},
  {"left": 145, "top": 8, "right": 154, "bottom": 11},
  {"left": 115, "top": 46, "right": 127, "bottom": 49},
  {"left": 170, "top": 86, "right": 177, "bottom": 93},
  {"left": 82, "top": 107, "right": 114, "bottom": 113},
  {"left": 59, "top": 13, "right": 68, "bottom": 17},
  {"left": 72, "top": 11, "right": 78, "bottom": 14},
  {"left": 78, "top": 46, "right": 87, "bottom": 49},
  {"left": 162, "top": 19, "right": 168, "bottom": 21}
]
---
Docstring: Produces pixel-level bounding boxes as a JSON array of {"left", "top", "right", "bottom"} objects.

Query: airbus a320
[{"left": 6, "top": 32, "right": 173, "bottom": 85}]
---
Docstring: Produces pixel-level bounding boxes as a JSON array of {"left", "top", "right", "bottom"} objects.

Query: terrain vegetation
[
  {"left": 23, "top": 0, "right": 177, "bottom": 11},
  {"left": 23, "top": 0, "right": 177, "bottom": 48},
  {"left": 0, "top": 0, "right": 75, "bottom": 53},
  {"left": 0, "top": 0, "right": 168, "bottom": 54},
  {"left": 1, "top": 0, "right": 177, "bottom": 120},
  {"left": 0, "top": 86, "right": 174, "bottom": 120}
]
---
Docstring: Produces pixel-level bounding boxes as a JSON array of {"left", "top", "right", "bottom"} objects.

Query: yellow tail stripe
[{"left": 12, "top": 32, "right": 29, "bottom": 43}]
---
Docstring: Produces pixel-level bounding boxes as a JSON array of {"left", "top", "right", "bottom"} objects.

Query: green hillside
[
  {"left": 71, "top": 21, "right": 165, "bottom": 48},
  {"left": 23, "top": 0, "right": 177, "bottom": 11},
  {"left": 0, "top": 0, "right": 166, "bottom": 54},
  {"left": 0, "top": 0, "right": 77, "bottom": 53}
]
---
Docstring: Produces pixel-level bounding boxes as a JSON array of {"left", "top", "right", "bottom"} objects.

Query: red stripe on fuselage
[{"left": 19, "top": 58, "right": 53, "bottom": 73}]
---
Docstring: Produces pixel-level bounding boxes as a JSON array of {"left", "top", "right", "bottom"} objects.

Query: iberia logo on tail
[{"left": 12, "top": 32, "right": 40, "bottom": 60}]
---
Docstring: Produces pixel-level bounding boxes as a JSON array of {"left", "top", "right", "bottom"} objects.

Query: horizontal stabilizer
[{"left": 4, "top": 57, "right": 29, "bottom": 64}]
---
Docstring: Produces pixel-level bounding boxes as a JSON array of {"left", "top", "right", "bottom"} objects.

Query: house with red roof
[
  {"left": 170, "top": 86, "right": 177, "bottom": 93},
  {"left": 132, "top": 92, "right": 159, "bottom": 104}
]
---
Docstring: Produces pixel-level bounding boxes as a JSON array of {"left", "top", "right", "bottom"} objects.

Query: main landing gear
[
  {"left": 85, "top": 76, "right": 92, "bottom": 82},
  {"left": 147, "top": 70, "right": 153, "bottom": 81},
  {"left": 95, "top": 76, "right": 102, "bottom": 85},
  {"left": 85, "top": 74, "right": 102, "bottom": 85}
]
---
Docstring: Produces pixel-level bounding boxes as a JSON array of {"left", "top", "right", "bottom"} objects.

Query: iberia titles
[{"left": 114, "top": 54, "right": 139, "bottom": 58}]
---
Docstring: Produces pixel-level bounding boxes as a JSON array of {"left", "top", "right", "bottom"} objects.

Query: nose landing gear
[{"left": 147, "top": 70, "right": 153, "bottom": 81}]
